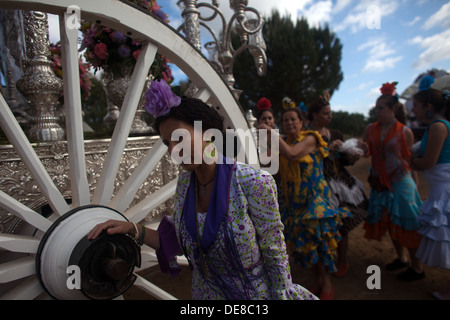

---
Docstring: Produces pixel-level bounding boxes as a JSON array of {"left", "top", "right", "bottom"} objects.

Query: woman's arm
[
  {"left": 258, "top": 123, "right": 317, "bottom": 160},
  {"left": 88, "top": 220, "right": 160, "bottom": 250},
  {"left": 411, "top": 121, "right": 448, "bottom": 170}
]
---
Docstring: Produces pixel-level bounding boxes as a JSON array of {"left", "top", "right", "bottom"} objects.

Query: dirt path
[{"left": 124, "top": 157, "right": 450, "bottom": 300}]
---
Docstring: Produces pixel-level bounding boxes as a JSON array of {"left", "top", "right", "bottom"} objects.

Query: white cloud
[
  {"left": 358, "top": 37, "right": 403, "bottom": 72},
  {"left": 363, "top": 56, "right": 403, "bottom": 72},
  {"left": 368, "top": 86, "right": 381, "bottom": 100},
  {"left": 422, "top": 2, "right": 450, "bottom": 30},
  {"left": 409, "top": 28, "right": 450, "bottom": 69},
  {"left": 250, "top": 0, "right": 314, "bottom": 18},
  {"left": 333, "top": 0, "right": 353, "bottom": 13},
  {"left": 406, "top": 16, "right": 421, "bottom": 27},
  {"left": 297, "top": 0, "right": 333, "bottom": 28},
  {"left": 334, "top": 0, "right": 400, "bottom": 33},
  {"left": 348, "top": 81, "right": 373, "bottom": 91}
]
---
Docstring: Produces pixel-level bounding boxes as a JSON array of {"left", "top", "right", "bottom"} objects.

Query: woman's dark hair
[
  {"left": 376, "top": 94, "right": 407, "bottom": 124},
  {"left": 307, "top": 96, "right": 329, "bottom": 121},
  {"left": 413, "top": 88, "right": 450, "bottom": 121},
  {"left": 154, "top": 97, "right": 224, "bottom": 134},
  {"left": 256, "top": 108, "right": 274, "bottom": 122},
  {"left": 281, "top": 107, "right": 306, "bottom": 123}
]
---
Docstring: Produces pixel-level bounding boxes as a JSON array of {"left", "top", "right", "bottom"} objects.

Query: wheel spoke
[
  {"left": 0, "top": 191, "right": 52, "bottom": 232},
  {"left": 0, "top": 94, "right": 70, "bottom": 216},
  {"left": 192, "top": 87, "right": 211, "bottom": 101},
  {"left": 133, "top": 274, "right": 177, "bottom": 300},
  {"left": 109, "top": 139, "right": 167, "bottom": 213},
  {"left": 59, "top": 12, "right": 90, "bottom": 207},
  {"left": 125, "top": 178, "right": 177, "bottom": 223},
  {"left": 0, "top": 256, "right": 35, "bottom": 284},
  {"left": 0, "top": 276, "right": 43, "bottom": 300},
  {"left": 92, "top": 42, "right": 158, "bottom": 206},
  {"left": 0, "top": 233, "right": 40, "bottom": 253}
]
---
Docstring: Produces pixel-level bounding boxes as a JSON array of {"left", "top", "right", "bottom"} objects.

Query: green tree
[
  {"left": 329, "top": 111, "right": 367, "bottom": 138},
  {"left": 233, "top": 10, "right": 343, "bottom": 121}
]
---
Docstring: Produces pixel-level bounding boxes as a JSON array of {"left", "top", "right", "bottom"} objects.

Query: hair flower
[
  {"left": 144, "top": 79, "right": 181, "bottom": 118},
  {"left": 380, "top": 82, "right": 398, "bottom": 96},
  {"left": 282, "top": 96, "right": 297, "bottom": 110},
  {"left": 298, "top": 102, "right": 307, "bottom": 112},
  {"left": 257, "top": 97, "right": 272, "bottom": 111}
]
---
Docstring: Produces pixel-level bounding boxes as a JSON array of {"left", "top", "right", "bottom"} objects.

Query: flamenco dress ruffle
[
  {"left": 416, "top": 164, "right": 450, "bottom": 269},
  {"left": 364, "top": 173, "right": 423, "bottom": 248}
]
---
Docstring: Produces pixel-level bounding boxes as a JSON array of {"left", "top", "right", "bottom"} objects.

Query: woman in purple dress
[{"left": 88, "top": 80, "right": 316, "bottom": 300}]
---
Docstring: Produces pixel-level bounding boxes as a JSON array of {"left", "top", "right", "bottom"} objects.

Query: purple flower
[
  {"left": 110, "top": 31, "right": 126, "bottom": 43},
  {"left": 152, "top": 9, "right": 167, "bottom": 21},
  {"left": 144, "top": 79, "right": 181, "bottom": 118},
  {"left": 118, "top": 45, "right": 131, "bottom": 58}
]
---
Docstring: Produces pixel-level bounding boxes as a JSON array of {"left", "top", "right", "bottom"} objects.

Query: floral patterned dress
[
  {"left": 279, "top": 131, "right": 349, "bottom": 273},
  {"left": 157, "top": 158, "right": 317, "bottom": 300}
]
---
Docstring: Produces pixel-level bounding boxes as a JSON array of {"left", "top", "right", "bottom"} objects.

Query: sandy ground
[{"left": 123, "top": 157, "right": 450, "bottom": 300}]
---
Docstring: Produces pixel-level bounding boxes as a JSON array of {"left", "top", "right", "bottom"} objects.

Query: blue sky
[{"left": 159, "top": 0, "right": 450, "bottom": 116}]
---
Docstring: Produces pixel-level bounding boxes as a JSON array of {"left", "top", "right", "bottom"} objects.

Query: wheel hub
[{"left": 36, "top": 205, "right": 141, "bottom": 300}]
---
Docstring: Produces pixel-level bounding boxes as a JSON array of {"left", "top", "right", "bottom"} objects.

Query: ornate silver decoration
[
  {"left": 177, "top": 0, "right": 267, "bottom": 99},
  {"left": 130, "top": 76, "right": 155, "bottom": 136},
  {"left": 101, "top": 69, "right": 128, "bottom": 128},
  {"left": 0, "top": 137, "right": 176, "bottom": 235},
  {"left": 16, "top": 11, "right": 64, "bottom": 142},
  {"left": 101, "top": 66, "right": 154, "bottom": 135}
]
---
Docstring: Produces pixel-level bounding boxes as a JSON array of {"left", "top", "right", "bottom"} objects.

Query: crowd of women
[{"left": 88, "top": 78, "right": 450, "bottom": 301}]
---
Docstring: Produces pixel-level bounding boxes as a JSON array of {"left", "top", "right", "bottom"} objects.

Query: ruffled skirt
[
  {"left": 364, "top": 173, "right": 423, "bottom": 248},
  {"left": 282, "top": 197, "right": 349, "bottom": 273},
  {"left": 328, "top": 176, "right": 368, "bottom": 236},
  {"left": 416, "top": 164, "right": 450, "bottom": 269}
]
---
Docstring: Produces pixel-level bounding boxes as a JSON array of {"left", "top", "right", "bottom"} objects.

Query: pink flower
[
  {"left": 133, "top": 49, "right": 140, "bottom": 61},
  {"left": 94, "top": 43, "right": 108, "bottom": 60},
  {"left": 144, "top": 79, "right": 181, "bottom": 118}
]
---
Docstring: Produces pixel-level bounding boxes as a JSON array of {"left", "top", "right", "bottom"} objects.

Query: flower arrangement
[
  {"left": 144, "top": 79, "right": 181, "bottom": 118},
  {"left": 50, "top": 42, "right": 92, "bottom": 101},
  {"left": 79, "top": 0, "right": 172, "bottom": 81},
  {"left": 256, "top": 97, "right": 272, "bottom": 111},
  {"left": 380, "top": 82, "right": 398, "bottom": 96}
]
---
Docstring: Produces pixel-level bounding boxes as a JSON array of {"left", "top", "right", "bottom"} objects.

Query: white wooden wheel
[{"left": 0, "top": 0, "right": 258, "bottom": 300}]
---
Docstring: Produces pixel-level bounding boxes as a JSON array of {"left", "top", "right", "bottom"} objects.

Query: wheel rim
[{"left": 0, "top": 0, "right": 257, "bottom": 300}]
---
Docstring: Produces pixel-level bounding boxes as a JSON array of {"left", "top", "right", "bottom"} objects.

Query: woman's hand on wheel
[{"left": 87, "top": 220, "right": 134, "bottom": 240}]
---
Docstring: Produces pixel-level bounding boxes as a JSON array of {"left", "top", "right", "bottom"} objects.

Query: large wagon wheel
[{"left": 0, "top": 0, "right": 258, "bottom": 300}]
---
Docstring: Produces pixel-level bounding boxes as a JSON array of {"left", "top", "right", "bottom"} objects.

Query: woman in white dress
[{"left": 411, "top": 88, "right": 450, "bottom": 300}]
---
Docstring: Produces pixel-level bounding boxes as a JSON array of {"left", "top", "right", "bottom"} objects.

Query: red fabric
[
  {"left": 363, "top": 210, "right": 422, "bottom": 249},
  {"left": 367, "top": 121, "right": 411, "bottom": 191}
]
